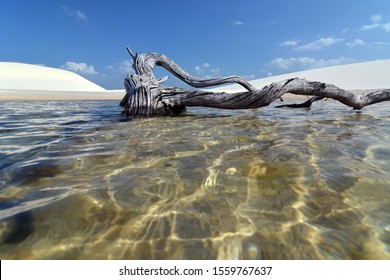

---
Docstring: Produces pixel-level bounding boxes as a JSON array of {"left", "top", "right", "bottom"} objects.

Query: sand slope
[
  {"left": 0, "top": 62, "right": 105, "bottom": 91},
  {"left": 213, "top": 60, "right": 390, "bottom": 93}
]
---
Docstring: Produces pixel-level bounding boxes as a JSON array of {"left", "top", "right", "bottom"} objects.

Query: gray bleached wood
[{"left": 120, "top": 49, "right": 390, "bottom": 117}]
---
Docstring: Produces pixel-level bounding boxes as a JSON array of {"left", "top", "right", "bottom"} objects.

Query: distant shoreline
[
  {"left": 2, "top": 59, "right": 390, "bottom": 102},
  {"left": 0, "top": 89, "right": 125, "bottom": 101},
  {"left": 0, "top": 89, "right": 377, "bottom": 102}
]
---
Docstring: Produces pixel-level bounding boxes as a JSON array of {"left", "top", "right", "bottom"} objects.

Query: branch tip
[{"left": 126, "top": 46, "right": 136, "bottom": 61}]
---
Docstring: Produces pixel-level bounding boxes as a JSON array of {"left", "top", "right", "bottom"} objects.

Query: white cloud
[
  {"left": 361, "top": 23, "right": 381, "bottom": 31},
  {"left": 346, "top": 39, "right": 365, "bottom": 48},
  {"left": 243, "top": 74, "right": 256, "bottom": 80},
  {"left": 76, "top": 11, "right": 87, "bottom": 21},
  {"left": 202, "top": 62, "right": 211, "bottom": 68},
  {"left": 209, "top": 68, "right": 221, "bottom": 76},
  {"left": 361, "top": 13, "right": 390, "bottom": 32},
  {"left": 194, "top": 66, "right": 202, "bottom": 73},
  {"left": 371, "top": 41, "right": 390, "bottom": 49},
  {"left": 117, "top": 60, "right": 133, "bottom": 74},
  {"left": 232, "top": 21, "right": 244, "bottom": 25},
  {"left": 372, "top": 41, "right": 390, "bottom": 46},
  {"left": 294, "top": 37, "right": 344, "bottom": 51},
  {"left": 260, "top": 70, "right": 273, "bottom": 77},
  {"left": 61, "top": 6, "right": 87, "bottom": 21},
  {"left": 281, "top": 40, "right": 298, "bottom": 47},
  {"left": 194, "top": 62, "right": 221, "bottom": 78},
  {"left": 383, "top": 23, "right": 390, "bottom": 32},
  {"left": 61, "top": 62, "right": 98, "bottom": 74},
  {"left": 194, "top": 63, "right": 210, "bottom": 73},
  {"left": 106, "top": 60, "right": 135, "bottom": 75},
  {"left": 342, "top": 28, "right": 349, "bottom": 34},
  {"left": 269, "top": 57, "right": 354, "bottom": 71},
  {"left": 371, "top": 14, "right": 383, "bottom": 23}
]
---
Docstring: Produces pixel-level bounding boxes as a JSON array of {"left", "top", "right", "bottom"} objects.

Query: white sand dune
[
  {"left": 213, "top": 59, "right": 390, "bottom": 93},
  {"left": 1, "top": 59, "right": 390, "bottom": 100},
  {"left": 0, "top": 62, "right": 106, "bottom": 91},
  {"left": 0, "top": 62, "right": 125, "bottom": 100}
]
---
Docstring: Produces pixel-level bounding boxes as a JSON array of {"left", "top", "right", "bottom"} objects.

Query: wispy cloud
[
  {"left": 194, "top": 63, "right": 210, "bottom": 73},
  {"left": 61, "top": 6, "right": 87, "bottom": 21},
  {"left": 384, "top": 23, "right": 390, "bottom": 32},
  {"left": 361, "top": 23, "right": 381, "bottom": 31},
  {"left": 345, "top": 39, "right": 365, "bottom": 48},
  {"left": 194, "top": 62, "right": 221, "bottom": 78},
  {"left": 372, "top": 41, "right": 390, "bottom": 46},
  {"left": 269, "top": 57, "right": 355, "bottom": 71},
  {"left": 371, "top": 14, "right": 383, "bottom": 23},
  {"left": 361, "top": 13, "right": 390, "bottom": 32},
  {"left": 370, "top": 41, "right": 390, "bottom": 50},
  {"left": 294, "top": 37, "right": 344, "bottom": 51},
  {"left": 107, "top": 60, "right": 133, "bottom": 75},
  {"left": 61, "top": 62, "right": 97, "bottom": 74},
  {"left": 281, "top": 40, "right": 298, "bottom": 47},
  {"left": 243, "top": 74, "right": 256, "bottom": 80},
  {"left": 232, "top": 21, "right": 244, "bottom": 26}
]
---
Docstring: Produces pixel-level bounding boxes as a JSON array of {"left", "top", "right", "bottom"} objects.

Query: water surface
[{"left": 0, "top": 100, "right": 389, "bottom": 259}]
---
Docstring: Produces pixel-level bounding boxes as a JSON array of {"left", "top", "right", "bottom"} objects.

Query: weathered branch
[
  {"left": 120, "top": 50, "right": 390, "bottom": 117},
  {"left": 129, "top": 52, "right": 257, "bottom": 91}
]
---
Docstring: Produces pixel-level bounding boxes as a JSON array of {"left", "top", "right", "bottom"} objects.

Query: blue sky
[{"left": 1, "top": 0, "right": 390, "bottom": 89}]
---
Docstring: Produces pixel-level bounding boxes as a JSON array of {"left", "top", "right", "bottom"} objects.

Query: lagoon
[{"left": 0, "top": 99, "right": 389, "bottom": 259}]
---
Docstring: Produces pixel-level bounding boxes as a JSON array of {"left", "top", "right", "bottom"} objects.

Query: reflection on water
[{"left": 0, "top": 100, "right": 389, "bottom": 259}]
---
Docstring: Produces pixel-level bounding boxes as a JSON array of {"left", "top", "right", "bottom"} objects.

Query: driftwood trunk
[{"left": 120, "top": 48, "right": 390, "bottom": 117}]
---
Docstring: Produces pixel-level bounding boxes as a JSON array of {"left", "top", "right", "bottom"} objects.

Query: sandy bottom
[{"left": 1, "top": 101, "right": 389, "bottom": 259}]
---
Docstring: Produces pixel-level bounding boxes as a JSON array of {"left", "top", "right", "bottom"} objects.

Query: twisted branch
[{"left": 120, "top": 50, "right": 390, "bottom": 117}]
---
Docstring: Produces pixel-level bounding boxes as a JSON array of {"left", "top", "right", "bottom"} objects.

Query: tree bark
[{"left": 120, "top": 49, "right": 390, "bottom": 117}]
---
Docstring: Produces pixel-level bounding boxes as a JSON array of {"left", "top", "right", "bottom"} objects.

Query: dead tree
[{"left": 120, "top": 48, "right": 390, "bottom": 117}]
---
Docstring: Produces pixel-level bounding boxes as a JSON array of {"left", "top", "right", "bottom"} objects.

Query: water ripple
[{"left": 0, "top": 100, "right": 390, "bottom": 259}]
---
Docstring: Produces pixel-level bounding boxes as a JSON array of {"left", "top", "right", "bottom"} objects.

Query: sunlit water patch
[{"left": 0, "top": 100, "right": 389, "bottom": 259}]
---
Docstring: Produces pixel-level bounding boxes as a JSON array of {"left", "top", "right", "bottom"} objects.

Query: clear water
[{"left": 0, "top": 99, "right": 389, "bottom": 259}]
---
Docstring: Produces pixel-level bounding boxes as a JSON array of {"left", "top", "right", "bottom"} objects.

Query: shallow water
[{"left": 0, "top": 99, "right": 389, "bottom": 259}]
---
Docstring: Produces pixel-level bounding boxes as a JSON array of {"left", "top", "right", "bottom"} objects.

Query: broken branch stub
[{"left": 120, "top": 50, "right": 390, "bottom": 117}]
